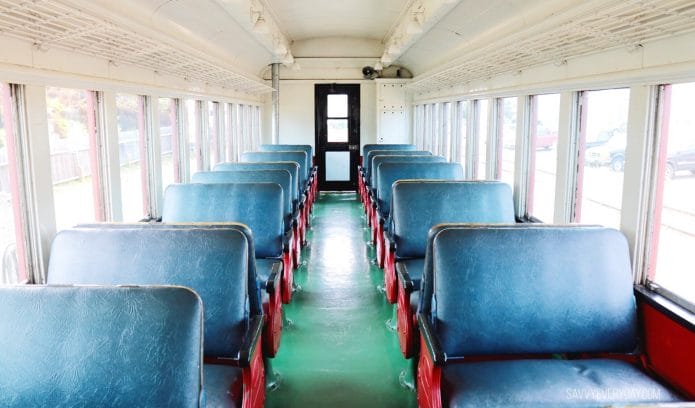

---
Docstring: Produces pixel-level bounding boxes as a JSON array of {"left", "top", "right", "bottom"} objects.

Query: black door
[{"left": 315, "top": 84, "right": 360, "bottom": 191}]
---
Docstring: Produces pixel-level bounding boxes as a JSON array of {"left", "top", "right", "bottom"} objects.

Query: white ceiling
[
  {"left": 2, "top": 0, "right": 695, "bottom": 94},
  {"left": 265, "top": 0, "right": 408, "bottom": 41}
]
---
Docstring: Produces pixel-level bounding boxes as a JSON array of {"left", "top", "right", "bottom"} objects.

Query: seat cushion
[
  {"left": 204, "top": 364, "right": 242, "bottom": 408},
  {"left": 399, "top": 258, "right": 425, "bottom": 290},
  {"left": 442, "top": 359, "right": 683, "bottom": 407}
]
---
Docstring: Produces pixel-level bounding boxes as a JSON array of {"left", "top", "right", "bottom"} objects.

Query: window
[
  {"left": 224, "top": 103, "right": 234, "bottom": 162},
  {"left": 413, "top": 105, "right": 425, "bottom": 151},
  {"left": 0, "top": 83, "right": 28, "bottom": 283},
  {"left": 115, "top": 94, "right": 147, "bottom": 221},
  {"left": 46, "top": 87, "right": 101, "bottom": 230},
  {"left": 441, "top": 102, "right": 452, "bottom": 161},
  {"left": 455, "top": 101, "right": 468, "bottom": 165},
  {"left": 577, "top": 89, "right": 630, "bottom": 228},
  {"left": 253, "top": 106, "right": 261, "bottom": 150},
  {"left": 499, "top": 97, "right": 517, "bottom": 186},
  {"left": 476, "top": 100, "right": 489, "bottom": 179},
  {"left": 528, "top": 93, "right": 560, "bottom": 222},
  {"left": 423, "top": 104, "right": 433, "bottom": 152},
  {"left": 208, "top": 101, "right": 219, "bottom": 167},
  {"left": 430, "top": 104, "right": 440, "bottom": 154},
  {"left": 186, "top": 99, "right": 203, "bottom": 174},
  {"left": 649, "top": 82, "right": 695, "bottom": 304},
  {"left": 159, "top": 98, "right": 179, "bottom": 192}
]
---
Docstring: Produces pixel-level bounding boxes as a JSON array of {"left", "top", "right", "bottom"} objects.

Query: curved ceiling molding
[
  {"left": 380, "top": 0, "right": 463, "bottom": 67},
  {"left": 215, "top": 0, "right": 295, "bottom": 67},
  {"left": 0, "top": 0, "right": 272, "bottom": 94},
  {"left": 409, "top": 0, "right": 695, "bottom": 93}
]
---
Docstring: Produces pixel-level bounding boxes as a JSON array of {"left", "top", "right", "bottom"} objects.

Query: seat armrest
[
  {"left": 238, "top": 314, "right": 264, "bottom": 367},
  {"left": 396, "top": 262, "right": 414, "bottom": 292},
  {"left": 417, "top": 313, "right": 446, "bottom": 366},
  {"left": 283, "top": 228, "right": 294, "bottom": 252},
  {"left": 265, "top": 261, "right": 282, "bottom": 294}
]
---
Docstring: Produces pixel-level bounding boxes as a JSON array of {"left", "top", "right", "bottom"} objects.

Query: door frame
[{"left": 314, "top": 83, "right": 360, "bottom": 191}]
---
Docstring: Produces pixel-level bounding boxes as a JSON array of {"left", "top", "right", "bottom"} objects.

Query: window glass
[
  {"left": 651, "top": 82, "right": 695, "bottom": 304},
  {"left": 327, "top": 94, "right": 348, "bottom": 118},
  {"left": 186, "top": 99, "right": 202, "bottom": 174},
  {"left": 579, "top": 89, "right": 629, "bottom": 228},
  {"left": 0, "top": 83, "right": 27, "bottom": 283},
  {"left": 423, "top": 104, "right": 432, "bottom": 151},
  {"left": 432, "top": 104, "right": 440, "bottom": 154},
  {"left": 254, "top": 106, "right": 261, "bottom": 150},
  {"left": 208, "top": 101, "right": 219, "bottom": 168},
  {"left": 477, "top": 100, "right": 489, "bottom": 179},
  {"left": 159, "top": 98, "right": 179, "bottom": 191},
  {"left": 499, "top": 97, "right": 517, "bottom": 186},
  {"left": 529, "top": 93, "right": 560, "bottom": 222},
  {"left": 413, "top": 105, "right": 424, "bottom": 150},
  {"left": 327, "top": 119, "right": 348, "bottom": 142},
  {"left": 116, "top": 94, "right": 146, "bottom": 221},
  {"left": 442, "top": 102, "right": 452, "bottom": 161},
  {"left": 224, "top": 103, "right": 234, "bottom": 162},
  {"left": 46, "top": 87, "right": 99, "bottom": 230},
  {"left": 456, "top": 101, "right": 468, "bottom": 165}
]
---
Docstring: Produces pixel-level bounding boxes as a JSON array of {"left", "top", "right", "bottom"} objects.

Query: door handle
[{"left": 349, "top": 144, "right": 358, "bottom": 151}]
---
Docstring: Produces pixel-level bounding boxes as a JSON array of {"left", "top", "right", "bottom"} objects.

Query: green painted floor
[{"left": 265, "top": 192, "right": 417, "bottom": 408}]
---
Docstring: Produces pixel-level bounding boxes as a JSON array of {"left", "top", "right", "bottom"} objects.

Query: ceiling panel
[
  {"left": 265, "top": 0, "right": 407, "bottom": 40},
  {"left": 402, "top": 0, "right": 695, "bottom": 92}
]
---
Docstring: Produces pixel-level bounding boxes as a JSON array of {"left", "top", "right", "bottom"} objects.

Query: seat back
[
  {"left": 391, "top": 181, "right": 515, "bottom": 258},
  {"left": 375, "top": 162, "right": 463, "bottom": 218},
  {"left": 241, "top": 151, "right": 309, "bottom": 189},
  {"left": 193, "top": 170, "right": 293, "bottom": 230},
  {"left": 423, "top": 225, "right": 638, "bottom": 357},
  {"left": 365, "top": 149, "right": 431, "bottom": 181},
  {"left": 362, "top": 144, "right": 416, "bottom": 166},
  {"left": 48, "top": 224, "right": 254, "bottom": 358},
  {"left": 370, "top": 155, "right": 446, "bottom": 192},
  {"left": 162, "top": 183, "right": 284, "bottom": 258},
  {"left": 214, "top": 161, "right": 300, "bottom": 206},
  {"left": 0, "top": 285, "right": 203, "bottom": 407},
  {"left": 259, "top": 144, "right": 313, "bottom": 170}
]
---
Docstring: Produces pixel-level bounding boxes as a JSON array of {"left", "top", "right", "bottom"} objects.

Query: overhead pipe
[{"left": 271, "top": 62, "right": 280, "bottom": 144}]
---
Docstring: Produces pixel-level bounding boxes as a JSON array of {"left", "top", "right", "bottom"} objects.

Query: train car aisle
[{"left": 265, "top": 192, "right": 416, "bottom": 408}]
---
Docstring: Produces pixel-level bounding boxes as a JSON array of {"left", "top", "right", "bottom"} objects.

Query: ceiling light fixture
[
  {"left": 252, "top": 13, "right": 269, "bottom": 33},
  {"left": 274, "top": 40, "right": 288, "bottom": 55},
  {"left": 406, "top": 12, "right": 423, "bottom": 34},
  {"left": 387, "top": 40, "right": 402, "bottom": 55},
  {"left": 380, "top": 53, "right": 393, "bottom": 67},
  {"left": 282, "top": 51, "right": 295, "bottom": 65}
]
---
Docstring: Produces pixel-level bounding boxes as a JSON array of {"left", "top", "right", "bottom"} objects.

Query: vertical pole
[{"left": 271, "top": 63, "right": 280, "bottom": 144}]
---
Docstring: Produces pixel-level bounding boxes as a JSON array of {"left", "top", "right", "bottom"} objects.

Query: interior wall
[{"left": 264, "top": 81, "right": 377, "bottom": 151}]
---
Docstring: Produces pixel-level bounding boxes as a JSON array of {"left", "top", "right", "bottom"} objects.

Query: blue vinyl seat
[
  {"left": 256, "top": 145, "right": 318, "bottom": 222},
  {"left": 361, "top": 144, "right": 416, "bottom": 171},
  {"left": 0, "top": 285, "right": 205, "bottom": 407},
  {"left": 369, "top": 154, "right": 444, "bottom": 200},
  {"left": 371, "top": 162, "right": 463, "bottom": 269},
  {"left": 47, "top": 224, "right": 267, "bottom": 408},
  {"left": 214, "top": 161, "right": 309, "bottom": 246},
  {"left": 192, "top": 169, "right": 303, "bottom": 269},
  {"left": 259, "top": 144, "right": 315, "bottom": 177},
  {"left": 387, "top": 181, "right": 515, "bottom": 357},
  {"left": 417, "top": 225, "right": 685, "bottom": 407},
  {"left": 241, "top": 151, "right": 309, "bottom": 197},
  {"left": 162, "top": 182, "right": 296, "bottom": 306},
  {"left": 214, "top": 162, "right": 300, "bottom": 212},
  {"left": 359, "top": 144, "right": 417, "bottom": 204},
  {"left": 364, "top": 149, "right": 431, "bottom": 190}
]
